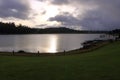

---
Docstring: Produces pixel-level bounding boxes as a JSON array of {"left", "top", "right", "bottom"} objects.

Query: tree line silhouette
[
  {"left": 0, "top": 22, "right": 119, "bottom": 34},
  {"left": 0, "top": 22, "right": 37, "bottom": 34},
  {"left": 0, "top": 22, "right": 81, "bottom": 34}
]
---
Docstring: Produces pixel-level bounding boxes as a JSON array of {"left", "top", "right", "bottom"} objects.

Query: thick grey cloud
[
  {"left": 0, "top": 0, "right": 31, "bottom": 19},
  {"left": 51, "top": 0, "right": 69, "bottom": 5},
  {"left": 49, "top": 13, "right": 81, "bottom": 27},
  {"left": 49, "top": 11, "right": 120, "bottom": 30},
  {"left": 48, "top": 0, "right": 120, "bottom": 30},
  {"left": 50, "top": 0, "right": 95, "bottom": 5},
  {"left": 79, "top": 10, "right": 120, "bottom": 30}
]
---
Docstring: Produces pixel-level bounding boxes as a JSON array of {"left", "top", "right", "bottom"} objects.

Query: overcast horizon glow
[{"left": 0, "top": 0, "right": 120, "bottom": 30}]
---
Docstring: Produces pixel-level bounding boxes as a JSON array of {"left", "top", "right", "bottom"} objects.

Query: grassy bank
[{"left": 0, "top": 41, "right": 120, "bottom": 80}]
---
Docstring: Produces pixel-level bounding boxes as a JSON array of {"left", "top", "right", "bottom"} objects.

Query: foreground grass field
[{"left": 0, "top": 41, "right": 120, "bottom": 80}]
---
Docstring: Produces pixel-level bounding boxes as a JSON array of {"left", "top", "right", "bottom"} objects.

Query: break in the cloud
[{"left": 0, "top": 0, "right": 31, "bottom": 19}]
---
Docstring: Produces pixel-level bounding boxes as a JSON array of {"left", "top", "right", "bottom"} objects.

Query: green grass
[{"left": 0, "top": 41, "right": 120, "bottom": 80}]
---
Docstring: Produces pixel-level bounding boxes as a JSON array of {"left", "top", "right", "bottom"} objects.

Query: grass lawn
[{"left": 0, "top": 41, "right": 120, "bottom": 80}]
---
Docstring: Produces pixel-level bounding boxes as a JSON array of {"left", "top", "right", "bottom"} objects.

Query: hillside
[{"left": 0, "top": 22, "right": 109, "bottom": 34}]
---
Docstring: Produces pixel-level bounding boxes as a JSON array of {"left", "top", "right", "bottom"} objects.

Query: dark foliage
[
  {"left": 109, "top": 29, "right": 120, "bottom": 38},
  {"left": 0, "top": 22, "right": 37, "bottom": 34},
  {"left": 0, "top": 22, "right": 109, "bottom": 34},
  {"left": 110, "top": 29, "right": 120, "bottom": 34}
]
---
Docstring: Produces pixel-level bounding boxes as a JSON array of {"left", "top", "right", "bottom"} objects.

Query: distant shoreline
[
  {"left": 0, "top": 32, "right": 107, "bottom": 35},
  {"left": 0, "top": 22, "right": 109, "bottom": 34}
]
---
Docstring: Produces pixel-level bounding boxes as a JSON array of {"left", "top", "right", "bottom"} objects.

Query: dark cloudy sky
[{"left": 0, "top": 0, "right": 120, "bottom": 30}]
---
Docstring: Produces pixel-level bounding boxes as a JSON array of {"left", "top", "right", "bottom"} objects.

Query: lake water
[{"left": 0, "top": 34, "right": 101, "bottom": 53}]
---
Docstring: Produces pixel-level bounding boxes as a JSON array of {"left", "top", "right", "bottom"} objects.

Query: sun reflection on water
[{"left": 47, "top": 35, "right": 58, "bottom": 53}]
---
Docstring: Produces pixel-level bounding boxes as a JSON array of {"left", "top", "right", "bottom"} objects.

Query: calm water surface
[{"left": 0, "top": 34, "right": 101, "bottom": 53}]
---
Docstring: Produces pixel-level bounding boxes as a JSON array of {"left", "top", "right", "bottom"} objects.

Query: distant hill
[
  {"left": 36, "top": 27, "right": 80, "bottom": 34},
  {"left": 0, "top": 22, "right": 109, "bottom": 34},
  {"left": 36, "top": 27, "right": 109, "bottom": 34}
]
